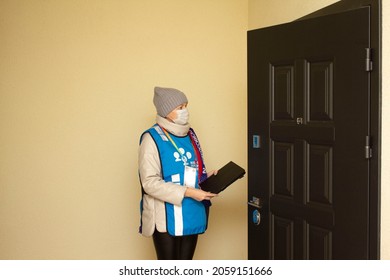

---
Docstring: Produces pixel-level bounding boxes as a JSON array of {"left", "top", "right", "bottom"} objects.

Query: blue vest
[{"left": 141, "top": 124, "right": 207, "bottom": 236}]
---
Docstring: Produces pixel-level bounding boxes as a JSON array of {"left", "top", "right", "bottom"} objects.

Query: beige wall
[
  {"left": 249, "top": 0, "right": 339, "bottom": 30},
  {"left": 381, "top": 0, "right": 390, "bottom": 260},
  {"left": 249, "top": 0, "right": 390, "bottom": 260},
  {"left": 0, "top": 0, "right": 248, "bottom": 260},
  {"left": 1, "top": 0, "right": 387, "bottom": 261}
]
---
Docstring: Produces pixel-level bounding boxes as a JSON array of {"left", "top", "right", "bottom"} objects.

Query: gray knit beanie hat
[{"left": 153, "top": 86, "right": 188, "bottom": 117}]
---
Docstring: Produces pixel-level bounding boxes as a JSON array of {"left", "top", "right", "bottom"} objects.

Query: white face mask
[{"left": 173, "top": 108, "right": 189, "bottom": 125}]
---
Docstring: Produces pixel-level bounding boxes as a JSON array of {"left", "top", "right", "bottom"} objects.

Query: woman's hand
[
  {"left": 207, "top": 169, "right": 218, "bottom": 178},
  {"left": 184, "top": 187, "right": 217, "bottom": 202}
]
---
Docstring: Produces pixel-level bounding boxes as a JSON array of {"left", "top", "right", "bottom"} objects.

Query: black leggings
[{"left": 152, "top": 230, "right": 198, "bottom": 260}]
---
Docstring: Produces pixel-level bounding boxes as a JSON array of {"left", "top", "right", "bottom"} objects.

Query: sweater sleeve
[{"left": 138, "top": 133, "right": 187, "bottom": 206}]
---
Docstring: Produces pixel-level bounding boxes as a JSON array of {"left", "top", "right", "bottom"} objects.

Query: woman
[{"left": 138, "top": 86, "right": 217, "bottom": 260}]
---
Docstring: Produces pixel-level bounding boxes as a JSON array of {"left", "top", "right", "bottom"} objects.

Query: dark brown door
[{"left": 248, "top": 7, "right": 375, "bottom": 259}]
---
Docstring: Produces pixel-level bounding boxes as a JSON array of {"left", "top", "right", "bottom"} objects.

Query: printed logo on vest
[{"left": 173, "top": 148, "right": 193, "bottom": 165}]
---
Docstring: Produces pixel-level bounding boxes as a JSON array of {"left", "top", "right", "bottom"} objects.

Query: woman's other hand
[
  {"left": 207, "top": 170, "right": 218, "bottom": 178},
  {"left": 184, "top": 187, "right": 217, "bottom": 202}
]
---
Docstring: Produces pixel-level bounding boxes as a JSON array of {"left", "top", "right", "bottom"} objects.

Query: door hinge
[
  {"left": 365, "top": 48, "right": 373, "bottom": 72},
  {"left": 365, "top": 136, "right": 372, "bottom": 159}
]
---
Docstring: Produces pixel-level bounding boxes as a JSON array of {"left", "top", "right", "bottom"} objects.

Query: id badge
[{"left": 184, "top": 166, "right": 197, "bottom": 188}]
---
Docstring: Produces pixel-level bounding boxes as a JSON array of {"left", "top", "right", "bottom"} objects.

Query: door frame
[{"left": 294, "top": 0, "right": 381, "bottom": 259}]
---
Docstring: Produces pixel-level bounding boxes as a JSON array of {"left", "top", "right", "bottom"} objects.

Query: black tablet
[{"left": 199, "top": 161, "right": 245, "bottom": 194}]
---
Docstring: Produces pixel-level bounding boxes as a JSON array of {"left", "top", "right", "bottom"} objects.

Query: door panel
[{"left": 248, "top": 7, "right": 370, "bottom": 259}]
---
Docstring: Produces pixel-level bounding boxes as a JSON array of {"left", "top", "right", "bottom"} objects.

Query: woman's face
[{"left": 166, "top": 103, "right": 188, "bottom": 123}]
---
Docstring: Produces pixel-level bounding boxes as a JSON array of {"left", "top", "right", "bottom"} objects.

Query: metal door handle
[
  {"left": 248, "top": 196, "right": 262, "bottom": 209},
  {"left": 248, "top": 201, "right": 261, "bottom": 209}
]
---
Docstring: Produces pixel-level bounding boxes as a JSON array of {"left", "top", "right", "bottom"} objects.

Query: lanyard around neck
[{"left": 161, "top": 127, "right": 185, "bottom": 157}]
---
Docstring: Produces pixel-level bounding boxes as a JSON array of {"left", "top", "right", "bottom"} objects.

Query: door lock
[{"left": 252, "top": 209, "right": 261, "bottom": 225}]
